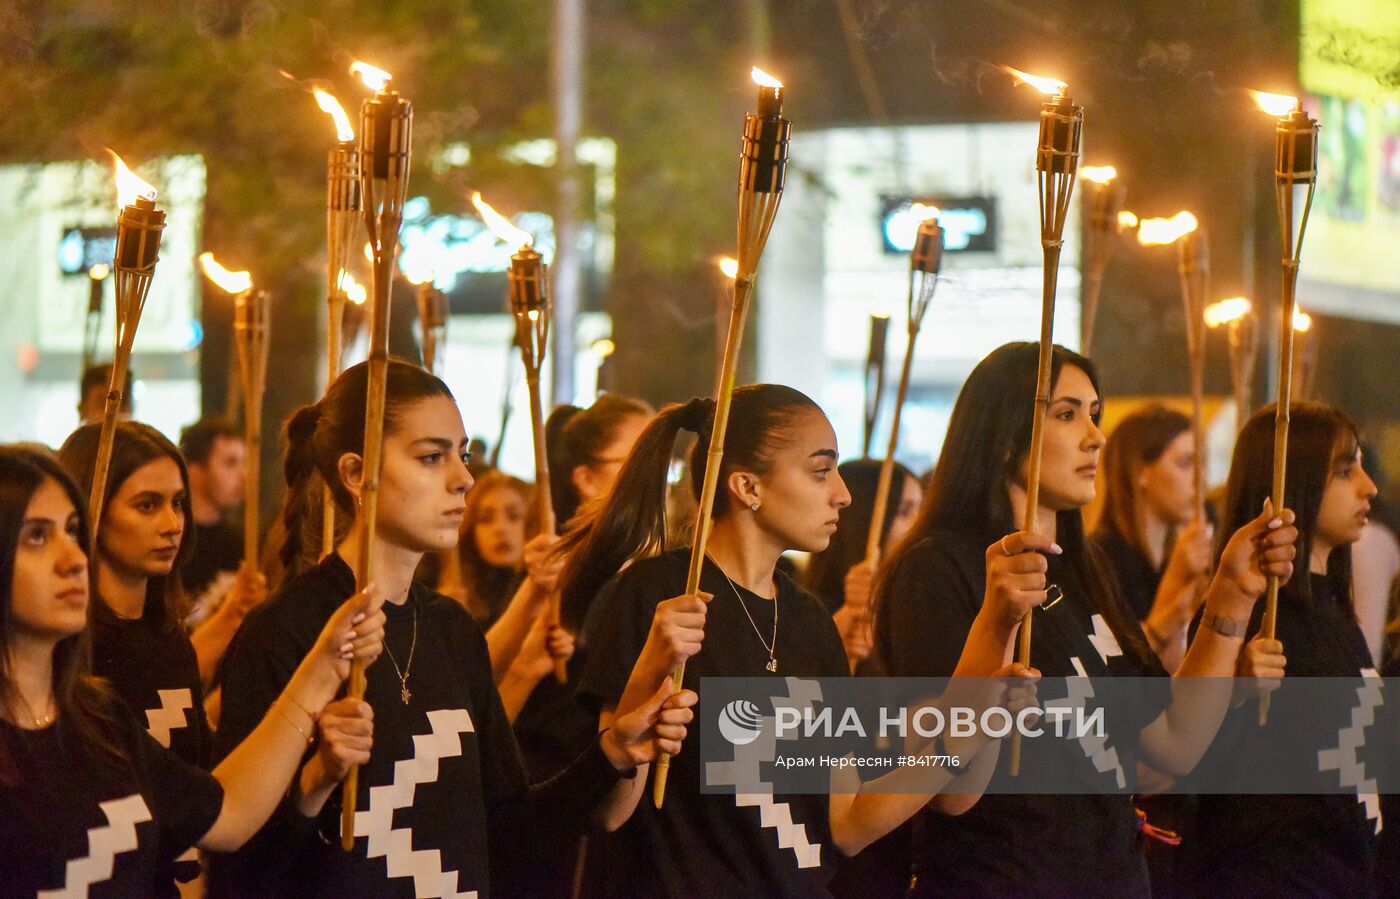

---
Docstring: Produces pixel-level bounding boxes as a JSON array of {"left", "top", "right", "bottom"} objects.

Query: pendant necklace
[
  {"left": 709, "top": 555, "right": 779, "bottom": 672},
  {"left": 384, "top": 602, "right": 419, "bottom": 704}
]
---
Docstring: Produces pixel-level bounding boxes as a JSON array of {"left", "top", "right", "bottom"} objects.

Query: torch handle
[
  {"left": 653, "top": 274, "right": 756, "bottom": 809},
  {"left": 1010, "top": 243, "right": 1063, "bottom": 776},
  {"left": 864, "top": 328, "right": 918, "bottom": 567},
  {"left": 1260, "top": 261, "right": 1298, "bottom": 726},
  {"left": 87, "top": 339, "right": 136, "bottom": 532},
  {"left": 323, "top": 298, "right": 344, "bottom": 561},
  {"left": 522, "top": 366, "right": 565, "bottom": 683}
]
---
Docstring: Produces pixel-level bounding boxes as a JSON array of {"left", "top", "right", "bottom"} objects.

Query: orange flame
[
  {"left": 471, "top": 192, "right": 533, "bottom": 248},
  {"left": 717, "top": 257, "right": 739, "bottom": 279},
  {"left": 339, "top": 270, "right": 367, "bottom": 305},
  {"left": 350, "top": 60, "right": 392, "bottom": 92},
  {"left": 109, "top": 151, "right": 157, "bottom": 206},
  {"left": 1136, "top": 211, "right": 1199, "bottom": 246},
  {"left": 1293, "top": 308, "right": 1312, "bottom": 333},
  {"left": 751, "top": 66, "right": 783, "bottom": 88},
  {"left": 1118, "top": 210, "right": 1140, "bottom": 230},
  {"left": 1205, "top": 297, "right": 1251, "bottom": 328},
  {"left": 199, "top": 253, "right": 254, "bottom": 294},
  {"left": 1004, "top": 66, "right": 1067, "bottom": 95},
  {"left": 1251, "top": 90, "right": 1300, "bottom": 116},
  {"left": 1080, "top": 165, "right": 1117, "bottom": 184},
  {"left": 312, "top": 88, "right": 355, "bottom": 142}
]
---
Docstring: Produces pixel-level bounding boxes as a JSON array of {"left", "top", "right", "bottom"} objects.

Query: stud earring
[{"left": 750, "top": 502, "right": 761, "bottom": 512}]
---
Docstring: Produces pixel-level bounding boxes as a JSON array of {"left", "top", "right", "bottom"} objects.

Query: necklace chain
[
  {"left": 708, "top": 555, "right": 778, "bottom": 673},
  {"left": 384, "top": 602, "right": 418, "bottom": 705}
]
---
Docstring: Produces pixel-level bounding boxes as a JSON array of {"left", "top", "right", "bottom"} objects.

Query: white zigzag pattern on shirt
[
  {"left": 38, "top": 793, "right": 152, "bottom": 899},
  {"left": 1043, "top": 656, "right": 1125, "bottom": 788},
  {"left": 1087, "top": 613, "right": 1123, "bottom": 666},
  {"left": 1317, "top": 668, "right": 1383, "bottom": 833},
  {"left": 144, "top": 687, "right": 193, "bottom": 748},
  {"left": 353, "top": 707, "right": 477, "bottom": 898},
  {"left": 734, "top": 793, "right": 823, "bottom": 869}
]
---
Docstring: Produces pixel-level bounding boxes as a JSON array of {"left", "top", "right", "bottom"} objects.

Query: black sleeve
[
  {"left": 576, "top": 564, "right": 667, "bottom": 714},
  {"left": 206, "top": 605, "right": 322, "bottom": 897},
  {"left": 128, "top": 717, "right": 225, "bottom": 858},
  {"left": 880, "top": 539, "right": 983, "bottom": 678}
]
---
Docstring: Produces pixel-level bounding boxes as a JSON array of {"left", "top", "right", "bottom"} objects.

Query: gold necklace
[
  {"left": 383, "top": 603, "right": 418, "bottom": 705},
  {"left": 708, "top": 555, "right": 779, "bottom": 672}
]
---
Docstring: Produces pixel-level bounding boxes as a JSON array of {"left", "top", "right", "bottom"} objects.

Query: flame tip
[
  {"left": 1004, "top": 65, "right": 1067, "bottom": 95},
  {"left": 471, "top": 191, "right": 534, "bottom": 249},
  {"left": 750, "top": 66, "right": 783, "bottom": 88},
  {"left": 1251, "top": 90, "right": 1301, "bottom": 116},
  {"left": 199, "top": 252, "right": 254, "bottom": 294},
  {"left": 350, "top": 60, "right": 393, "bottom": 91}
]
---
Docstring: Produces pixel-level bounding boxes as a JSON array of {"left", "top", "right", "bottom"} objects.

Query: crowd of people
[{"left": 1, "top": 343, "right": 1396, "bottom": 897}]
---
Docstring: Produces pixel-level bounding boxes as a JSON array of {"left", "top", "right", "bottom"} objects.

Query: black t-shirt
[
  {"left": 0, "top": 700, "right": 223, "bottom": 899},
  {"left": 879, "top": 530, "right": 1169, "bottom": 899},
  {"left": 576, "top": 548, "right": 850, "bottom": 899},
  {"left": 209, "top": 553, "right": 625, "bottom": 899},
  {"left": 1091, "top": 525, "right": 1161, "bottom": 622},
  {"left": 183, "top": 520, "right": 244, "bottom": 599},
  {"left": 1180, "top": 572, "right": 1380, "bottom": 898},
  {"left": 91, "top": 610, "right": 210, "bottom": 769}
]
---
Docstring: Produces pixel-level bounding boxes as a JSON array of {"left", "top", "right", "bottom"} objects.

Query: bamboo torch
[
  {"left": 403, "top": 260, "right": 449, "bottom": 376},
  {"left": 862, "top": 313, "right": 891, "bottom": 459},
  {"left": 1007, "top": 67, "right": 1082, "bottom": 776},
  {"left": 341, "top": 59, "right": 413, "bottom": 849},
  {"left": 315, "top": 87, "right": 362, "bottom": 560},
  {"left": 199, "top": 255, "right": 269, "bottom": 572},
  {"left": 1253, "top": 90, "right": 1318, "bottom": 726},
  {"left": 472, "top": 192, "right": 564, "bottom": 683},
  {"left": 82, "top": 264, "right": 111, "bottom": 373},
  {"left": 1078, "top": 166, "right": 1125, "bottom": 357},
  {"left": 1205, "top": 297, "right": 1257, "bottom": 433},
  {"left": 1138, "top": 211, "right": 1207, "bottom": 522},
  {"left": 89, "top": 153, "right": 166, "bottom": 530},
  {"left": 654, "top": 66, "right": 792, "bottom": 808},
  {"left": 864, "top": 215, "right": 942, "bottom": 567}
]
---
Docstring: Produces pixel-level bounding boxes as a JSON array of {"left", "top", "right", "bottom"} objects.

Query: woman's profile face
[
  {"left": 747, "top": 410, "right": 852, "bottom": 554},
  {"left": 1136, "top": 430, "right": 1196, "bottom": 526},
  {"left": 10, "top": 478, "right": 89, "bottom": 643},
  {"left": 98, "top": 457, "right": 186, "bottom": 581},
  {"left": 1314, "top": 445, "right": 1377, "bottom": 555},
  {"left": 1019, "top": 364, "right": 1105, "bottom": 512},
  {"left": 472, "top": 485, "right": 528, "bottom": 569},
  {"left": 573, "top": 412, "right": 650, "bottom": 504}
]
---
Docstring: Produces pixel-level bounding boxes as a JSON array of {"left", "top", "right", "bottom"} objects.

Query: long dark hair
[
  {"left": 546, "top": 393, "right": 654, "bottom": 527},
  {"left": 873, "top": 342, "right": 1157, "bottom": 671},
  {"left": 1097, "top": 404, "right": 1192, "bottom": 554},
  {"left": 556, "top": 384, "right": 821, "bottom": 631},
  {"left": 1219, "top": 402, "right": 1359, "bottom": 612},
  {"left": 803, "top": 457, "right": 915, "bottom": 612},
  {"left": 0, "top": 446, "right": 123, "bottom": 784},
  {"left": 278, "top": 358, "right": 455, "bottom": 580},
  {"left": 57, "top": 421, "right": 193, "bottom": 631},
  {"left": 440, "top": 470, "right": 532, "bottom": 623}
]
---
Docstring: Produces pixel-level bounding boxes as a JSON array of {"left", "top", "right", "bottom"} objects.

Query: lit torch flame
[
  {"left": 1251, "top": 90, "right": 1300, "bottom": 116},
  {"left": 312, "top": 88, "right": 355, "bottom": 142},
  {"left": 89, "top": 263, "right": 111, "bottom": 281},
  {"left": 717, "top": 257, "right": 739, "bottom": 279},
  {"left": 350, "top": 60, "right": 393, "bottom": 92},
  {"left": 199, "top": 253, "right": 254, "bottom": 294},
  {"left": 1004, "top": 66, "right": 1067, "bottom": 96},
  {"left": 1294, "top": 308, "right": 1312, "bottom": 333},
  {"left": 109, "top": 150, "right": 158, "bottom": 206},
  {"left": 1080, "top": 165, "right": 1117, "bottom": 184},
  {"left": 1136, "top": 211, "right": 1199, "bottom": 246},
  {"left": 471, "top": 192, "right": 534, "bottom": 249},
  {"left": 751, "top": 67, "right": 783, "bottom": 88},
  {"left": 339, "top": 270, "right": 367, "bottom": 305},
  {"left": 1205, "top": 297, "right": 1252, "bottom": 328},
  {"left": 1118, "top": 211, "right": 1140, "bottom": 230}
]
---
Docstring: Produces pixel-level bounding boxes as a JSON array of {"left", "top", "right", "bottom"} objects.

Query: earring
[{"left": 750, "top": 502, "right": 761, "bottom": 512}]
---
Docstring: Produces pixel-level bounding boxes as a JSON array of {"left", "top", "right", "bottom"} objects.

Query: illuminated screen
[{"left": 1300, "top": 0, "right": 1400, "bottom": 297}]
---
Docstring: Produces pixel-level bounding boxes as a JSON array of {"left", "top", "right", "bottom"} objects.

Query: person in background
[
  {"left": 1093, "top": 404, "right": 1212, "bottom": 672},
  {"left": 78, "top": 362, "right": 132, "bottom": 426},
  {"left": 178, "top": 418, "right": 248, "bottom": 612},
  {"left": 1349, "top": 443, "right": 1400, "bottom": 667},
  {"left": 546, "top": 393, "right": 654, "bottom": 529},
  {"left": 436, "top": 470, "right": 533, "bottom": 628}
]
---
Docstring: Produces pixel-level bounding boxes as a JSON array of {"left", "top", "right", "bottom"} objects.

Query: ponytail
[
  {"left": 275, "top": 358, "right": 453, "bottom": 581},
  {"left": 557, "top": 384, "right": 819, "bottom": 630}
]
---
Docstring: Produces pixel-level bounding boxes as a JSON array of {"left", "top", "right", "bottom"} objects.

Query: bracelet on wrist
[{"left": 1200, "top": 608, "right": 1249, "bottom": 639}]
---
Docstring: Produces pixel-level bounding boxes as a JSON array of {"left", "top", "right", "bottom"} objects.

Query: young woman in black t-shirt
[
  {"left": 562, "top": 384, "right": 1041, "bottom": 899},
  {"left": 1093, "top": 404, "right": 1212, "bottom": 671},
  {"left": 212, "top": 359, "right": 697, "bottom": 898},
  {"left": 1180, "top": 403, "right": 1383, "bottom": 897},
  {"left": 0, "top": 445, "right": 385, "bottom": 899},
  {"left": 873, "top": 342, "right": 1299, "bottom": 898}
]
